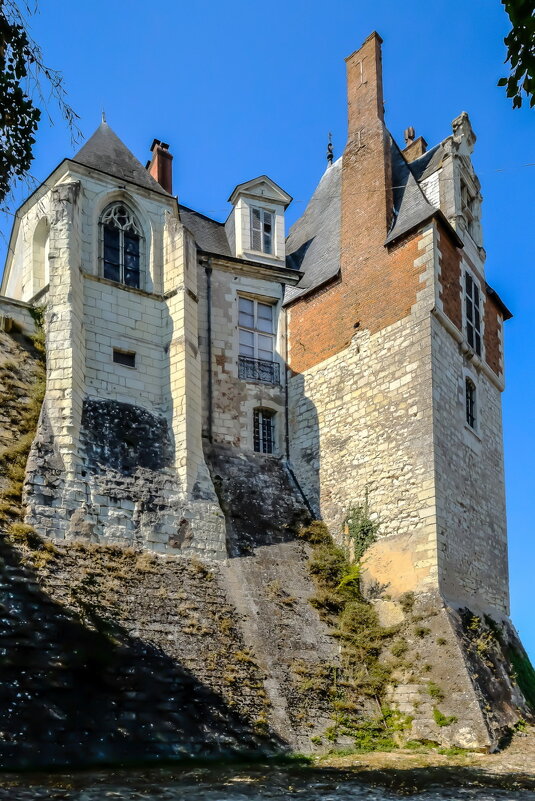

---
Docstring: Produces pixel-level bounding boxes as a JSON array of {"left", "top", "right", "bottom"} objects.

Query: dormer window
[
  {"left": 100, "top": 202, "right": 143, "bottom": 289},
  {"left": 251, "top": 207, "right": 273, "bottom": 254}
]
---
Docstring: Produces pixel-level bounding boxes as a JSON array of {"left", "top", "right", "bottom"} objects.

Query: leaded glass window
[{"left": 100, "top": 203, "right": 143, "bottom": 288}]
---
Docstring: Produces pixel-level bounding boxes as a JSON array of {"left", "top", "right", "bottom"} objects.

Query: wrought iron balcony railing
[{"left": 238, "top": 355, "right": 280, "bottom": 385}]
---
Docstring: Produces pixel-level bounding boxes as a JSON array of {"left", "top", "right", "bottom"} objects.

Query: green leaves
[
  {"left": 0, "top": 2, "right": 79, "bottom": 205},
  {"left": 499, "top": 0, "right": 535, "bottom": 108},
  {"left": 0, "top": 10, "right": 40, "bottom": 204}
]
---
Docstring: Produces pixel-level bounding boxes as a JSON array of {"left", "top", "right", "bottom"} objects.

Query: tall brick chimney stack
[
  {"left": 147, "top": 139, "right": 173, "bottom": 194},
  {"left": 342, "top": 32, "right": 393, "bottom": 255}
]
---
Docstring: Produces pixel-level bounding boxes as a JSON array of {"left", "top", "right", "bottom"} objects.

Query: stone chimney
[
  {"left": 402, "top": 127, "right": 427, "bottom": 163},
  {"left": 341, "top": 32, "right": 393, "bottom": 260},
  {"left": 146, "top": 139, "right": 173, "bottom": 194}
]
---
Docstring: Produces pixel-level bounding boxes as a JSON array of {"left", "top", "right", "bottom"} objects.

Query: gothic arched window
[{"left": 100, "top": 202, "right": 143, "bottom": 288}]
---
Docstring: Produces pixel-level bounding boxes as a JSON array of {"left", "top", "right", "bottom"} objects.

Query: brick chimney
[
  {"left": 341, "top": 32, "right": 393, "bottom": 265},
  {"left": 146, "top": 139, "right": 173, "bottom": 194}
]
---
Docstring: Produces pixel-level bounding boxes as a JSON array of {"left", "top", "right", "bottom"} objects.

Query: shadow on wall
[
  {"left": 286, "top": 370, "right": 322, "bottom": 520},
  {"left": 0, "top": 535, "right": 286, "bottom": 770},
  {"left": 203, "top": 369, "right": 322, "bottom": 558}
]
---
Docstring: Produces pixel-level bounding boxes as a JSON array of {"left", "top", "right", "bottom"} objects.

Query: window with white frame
[
  {"left": 250, "top": 207, "right": 274, "bottom": 254},
  {"left": 100, "top": 202, "right": 143, "bottom": 288},
  {"left": 464, "top": 271, "right": 482, "bottom": 356},
  {"left": 238, "top": 296, "right": 279, "bottom": 383},
  {"left": 465, "top": 377, "right": 476, "bottom": 429},
  {"left": 253, "top": 408, "right": 275, "bottom": 454}
]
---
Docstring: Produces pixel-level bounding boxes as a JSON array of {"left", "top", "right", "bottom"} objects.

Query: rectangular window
[
  {"left": 465, "top": 272, "right": 482, "bottom": 356},
  {"left": 238, "top": 296, "right": 279, "bottom": 383},
  {"left": 238, "top": 297, "right": 274, "bottom": 358},
  {"left": 253, "top": 409, "right": 275, "bottom": 454},
  {"left": 113, "top": 348, "right": 136, "bottom": 368},
  {"left": 250, "top": 207, "right": 274, "bottom": 254},
  {"left": 466, "top": 378, "right": 476, "bottom": 429}
]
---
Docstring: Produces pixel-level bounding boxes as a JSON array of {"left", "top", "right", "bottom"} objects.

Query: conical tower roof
[{"left": 72, "top": 120, "right": 170, "bottom": 194}]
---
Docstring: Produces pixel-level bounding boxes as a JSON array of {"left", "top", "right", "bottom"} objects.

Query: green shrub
[
  {"left": 399, "top": 591, "right": 415, "bottom": 614},
  {"left": 433, "top": 707, "right": 457, "bottom": 727},
  {"left": 391, "top": 639, "right": 408, "bottom": 658},
  {"left": 427, "top": 681, "right": 445, "bottom": 701}
]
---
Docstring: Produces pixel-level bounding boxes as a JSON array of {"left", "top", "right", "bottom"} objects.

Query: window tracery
[{"left": 100, "top": 202, "right": 143, "bottom": 288}]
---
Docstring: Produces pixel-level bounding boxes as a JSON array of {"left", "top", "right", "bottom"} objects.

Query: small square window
[{"left": 113, "top": 349, "right": 136, "bottom": 368}]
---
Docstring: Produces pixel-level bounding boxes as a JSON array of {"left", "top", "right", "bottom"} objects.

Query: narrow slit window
[
  {"left": 250, "top": 207, "right": 274, "bottom": 255},
  {"left": 253, "top": 408, "right": 275, "bottom": 454},
  {"left": 113, "top": 349, "right": 136, "bottom": 368},
  {"left": 465, "top": 272, "right": 482, "bottom": 356},
  {"left": 465, "top": 378, "right": 476, "bottom": 429}
]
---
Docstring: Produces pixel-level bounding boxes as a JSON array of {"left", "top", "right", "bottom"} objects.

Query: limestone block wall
[
  {"left": 22, "top": 173, "right": 226, "bottom": 558},
  {"left": 288, "top": 309, "right": 439, "bottom": 596},
  {"left": 3, "top": 190, "right": 52, "bottom": 302},
  {"left": 0, "top": 296, "right": 36, "bottom": 336},
  {"left": 74, "top": 168, "right": 170, "bottom": 295},
  {"left": 431, "top": 316, "right": 509, "bottom": 614},
  {"left": 83, "top": 276, "right": 166, "bottom": 412},
  {"left": 197, "top": 262, "right": 286, "bottom": 454}
]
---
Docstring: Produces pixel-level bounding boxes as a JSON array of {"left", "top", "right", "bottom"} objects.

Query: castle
[{"left": 1, "top": 32, "right": 528, "bottom": 750}]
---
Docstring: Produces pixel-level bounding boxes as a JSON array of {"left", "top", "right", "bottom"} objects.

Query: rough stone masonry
[{"left": 0, "top": 30, "right": 532, "bottom": 765}]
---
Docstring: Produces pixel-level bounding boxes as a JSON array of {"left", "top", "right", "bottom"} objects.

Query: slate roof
[
  {"left": 409, "top": 142, "right": 446, "bottom": 182},
  {"left": 284, "top": 158, "right": 342, "bottom": 304},
  {"left": 73, "top": 121, "right": 170, "bottom": 195},
  {"left": 179, "top": 205, "right": 231, "bottom": 256},
  {"left": 385, "top": 139, "right": 437, "bottom": 245},
  {"left": 283, "top": 135, "right": 458, "bottom": 304}
]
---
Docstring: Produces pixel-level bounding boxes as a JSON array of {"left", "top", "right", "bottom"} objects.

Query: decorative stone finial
[
  {"left": 101, "top": 110, "right": 106, "bottom": 124},
  {"left": 327, "top": 132, "right": 334, "bottom": 167},
  {"left": 452, "top": 111, "right": 476, "bottom": 155}
]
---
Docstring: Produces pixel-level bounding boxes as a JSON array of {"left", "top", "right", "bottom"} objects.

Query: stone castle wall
[
  {"left": 432, "top": 315, "right": 509, "bottom": 615},
  {"left": 197, "top": 260, "right": 287, "bottom": 454},
  {"left": 288, "top": 223, "right": 440, "bottom": 596}
]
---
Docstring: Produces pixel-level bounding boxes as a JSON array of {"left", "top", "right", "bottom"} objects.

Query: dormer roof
[
  {"left": 73, "top": 121, "right": 171, "bottom": 195},
  {"left": 227, "top": 175, "right": 292, "bottom": 207}
]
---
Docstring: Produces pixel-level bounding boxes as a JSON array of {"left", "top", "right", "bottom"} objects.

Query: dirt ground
[{"left": 318, "top": 725, "right": 535, "bottom": 785}]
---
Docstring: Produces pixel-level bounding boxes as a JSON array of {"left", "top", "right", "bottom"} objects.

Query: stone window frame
[
  {"left": 96, "top": 195, "right": 153, "bottom": 292},
  {"left": 253, "top": 407, "right": 276, "bottom": 455},
  {"left": 237, "top": 291, "right": 282, "bottom": 385},
  {"left": 462, "top": 366, "right": 482, "bottom": 445},
  {"left": 249, "top": 205, "right": 275, "bottom": 256},
  {"left": 461, "top": 265, "right": 485, "bottom": 360},
  {"left": 457, "top": 165, "right": 482, "bottom": 247}
]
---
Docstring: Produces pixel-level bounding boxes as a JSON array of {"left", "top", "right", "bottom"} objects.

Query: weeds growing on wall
[
  {"left": 298, "top": 514, "right": 411, "bottom": 752},
  {"left": 0, "top": 314, "right": 46, "bottom": 535},
  {"left": 343, "top": 495, "right": 380, "bottom": 562}
]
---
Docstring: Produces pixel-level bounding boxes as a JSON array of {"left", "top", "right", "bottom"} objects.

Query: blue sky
[{"left": 1, "top": 1, "right": 534, "bottom": 656}]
